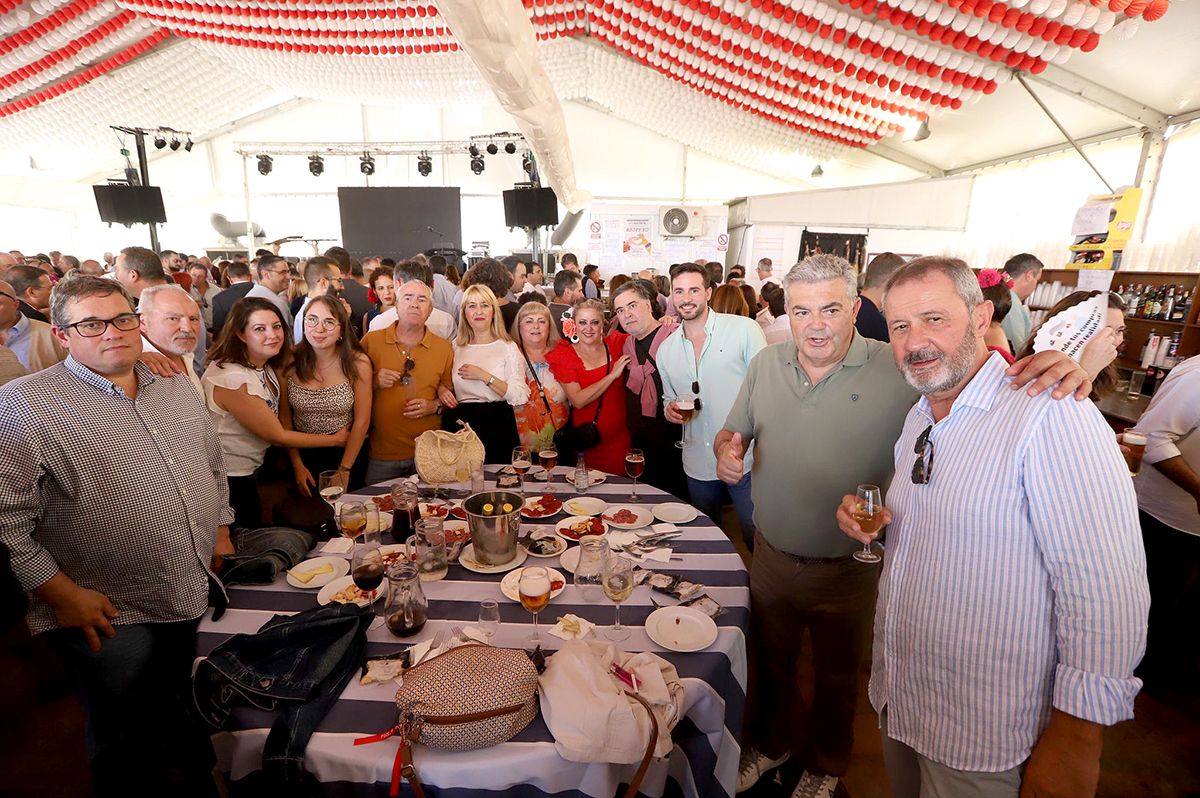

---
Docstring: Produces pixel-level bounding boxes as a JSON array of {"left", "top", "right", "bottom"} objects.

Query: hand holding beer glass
[
  {"left": 675, "top": 393, "right": 696, "bottom": 449},
  {"left": 1121, "top": 431, "right": 1147, "bottom": 477}
]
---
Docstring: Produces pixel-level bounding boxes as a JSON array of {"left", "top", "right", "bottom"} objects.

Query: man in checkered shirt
[{"left": 0, "top": 275, "right": 233, "bottom": 798}]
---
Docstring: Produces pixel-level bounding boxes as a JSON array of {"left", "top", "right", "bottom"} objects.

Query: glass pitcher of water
[{"left": 573, "top": 534, "right": 610, "bottom": 602}]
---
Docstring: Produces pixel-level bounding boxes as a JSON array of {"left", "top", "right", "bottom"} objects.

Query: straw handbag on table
[{"left": 414, "top": 421, "right": 485, "bottom": 484}]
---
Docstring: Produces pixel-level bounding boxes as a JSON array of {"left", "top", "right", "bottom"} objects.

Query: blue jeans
[
  {"left": 687, "top": 472, "right": 756, "bottom": 550},
  {"left": 364, "top": 457, "right": 415, "bottom": 485},
  {"left": 49, "top": 619, "right": 217, "bottom": 798}
]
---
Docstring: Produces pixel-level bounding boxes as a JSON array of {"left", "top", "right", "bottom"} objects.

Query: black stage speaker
[
  {"left": 338, "top": 187, "right": 462, "bottom": 259},
  {"left": 502, "top": 187, "right": 559, "bottom": 228},
  {"left": 93, "top": 185, "right": 167, "bottom": 225}
]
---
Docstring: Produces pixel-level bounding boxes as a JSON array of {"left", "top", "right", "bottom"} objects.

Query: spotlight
[
  {"left": 417, "top": 152, "right": 432, "bottom": 177},
  {"left": 468, "top": 144, "right": 481, "bottom": 157},
  {"left": 470, "top": 154, "right": 485, "bottom": 175},
  {"left": 169, "top": 137, "right": 181, "bottom": 151},
  {"left": 486, "top": 142, "right": 498, "bottom": 155},
  {"left": 905, "top": 119, "right": 931, "bottom": 142},
  {"left": 522, "top": 154, "right": 536, "bottom": 176},
  {"left": 153, "top": 133, "right": 166, "bottom": 149},
  {"left": 184, "top": 138, "right": 194, "bottom": 152},
  {"left": 257, "top": 154, "right": 273, "bottom": 176},
  {"left": 811, "top": 164, "right": 824, "bottom": 178},
  {"left": 308, "top": 154, "right": 324, "bottom": 177},
  {"left": 360, "top": 153, "right": 376, "bottom": 176},
  {"left": 504, "top": 141, "right": 517, "bottom": 154}
]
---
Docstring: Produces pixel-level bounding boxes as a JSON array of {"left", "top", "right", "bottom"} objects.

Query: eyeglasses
[
  {"left": 267, "top": 268, "right": 290, "bottom": 276},
  {"left": 304, "top": 315, "right": 339, "bottom": 330},
  {"left": 401, "top": 356, "right": 415, "bottom": 386},
  {"left": 65, "top": 313, "right": 141, "bottom": 338},
  {"left": 911, "top": 424, "right": 934, "bottom": 485},
  {"left": 0, "top": 290, "right": 16, "bottom": 303}
]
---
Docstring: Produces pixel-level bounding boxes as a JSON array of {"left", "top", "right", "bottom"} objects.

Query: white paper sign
[
  {"left": 1071, "top": 203, "right": 1111, "bottom": 236},
  {"left": 1076, "top": 270, "right": 1115, "bottom": 293},
  {"left": 1032, "top": 292, "right": 1107, "bottom": 362}
]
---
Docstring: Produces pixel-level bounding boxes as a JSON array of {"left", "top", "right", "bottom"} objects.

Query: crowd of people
[{"left": 0, "top": 241, "right": 1195, "bottom": 798}]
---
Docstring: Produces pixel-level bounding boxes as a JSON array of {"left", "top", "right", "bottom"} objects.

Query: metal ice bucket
[{"left": 462, "top": 491, "right": 523, "bottom": 565}]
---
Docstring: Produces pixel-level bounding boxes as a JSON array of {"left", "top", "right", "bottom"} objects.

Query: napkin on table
[
  {"left": 319, "top": 538, "right": 354, "bottom": 555},
  {"left": 548, "top": 614, "right": 595, "bottom": 641}
]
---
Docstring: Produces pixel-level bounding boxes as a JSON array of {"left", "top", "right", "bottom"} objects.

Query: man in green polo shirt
[{"left": 716, "top": 255, "right": 1091, "bottom": 798}]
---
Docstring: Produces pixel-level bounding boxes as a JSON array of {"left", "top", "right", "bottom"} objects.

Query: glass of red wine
[{"left": 352, "top": 541, "right": 385, "bottom": 628}]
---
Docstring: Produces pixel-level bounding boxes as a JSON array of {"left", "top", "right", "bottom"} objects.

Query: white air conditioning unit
[{"left": 659, "top": 206, "right": 705, "bottom": 237}]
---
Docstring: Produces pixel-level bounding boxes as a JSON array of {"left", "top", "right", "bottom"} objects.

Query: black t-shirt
[
  {"left": 855, "top": 294, "right": 889, "bottom": 342},
  {"left": 500, "top": 301, "right": 520, "bottom": 331}
]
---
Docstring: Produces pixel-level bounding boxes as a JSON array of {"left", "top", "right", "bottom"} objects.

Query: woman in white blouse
[
  {"left": 442, "top": 284, "right": 530, "bottom": 462},
  {"left": 202, "top": 297, "right": 348, "bottom": 528}
]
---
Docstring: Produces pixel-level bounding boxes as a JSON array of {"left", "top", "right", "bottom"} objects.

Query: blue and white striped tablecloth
[{"left": 198, "top": 465, "right": 749, "bottom": 798}]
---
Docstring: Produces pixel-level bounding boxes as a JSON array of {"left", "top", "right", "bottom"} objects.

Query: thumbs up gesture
[{"left": 716, "top": 432, "right": 746, "bottom": 485}]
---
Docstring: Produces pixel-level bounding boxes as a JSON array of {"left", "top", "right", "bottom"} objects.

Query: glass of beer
[
  {"left": 1122, "top": 431, "right": 1147, "bottom": 477},
  {"left": 319, "top": 470, "right": 346, "bottom": 505},
  {"left": 512, "top": 446, "right": 532, "bottom": 496},
  {"left": 625, "top": 448, "right": 645, "bottom": 500},
  {"left": 602, "top": 556, "right": 635, "bottom": 641},
  {"left": 538, "top": 442, "right": 558, "bottom": 482},
  {"left": 518, "top": 566, "right": 552, "bottom": 648},
  {"left": 851, "top": 484, "right": 885, "bottom": 564},
  {"left": 675, "top": 394, "right": 696, "bottom": 450}
]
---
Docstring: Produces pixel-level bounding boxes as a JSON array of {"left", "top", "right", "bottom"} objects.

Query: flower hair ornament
[
  {"left": 977, "top": 269, "right": 1014, "bottom": 290},
  {"left": 560, "top": 306, "right": 579, "bottom": 343}
]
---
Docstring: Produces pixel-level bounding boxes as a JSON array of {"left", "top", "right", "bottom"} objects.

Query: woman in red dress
[{"left": 545, "top": 299, "right": 631, "bottom": 476}]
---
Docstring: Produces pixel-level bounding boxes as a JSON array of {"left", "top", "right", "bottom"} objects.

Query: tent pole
[
  {"left": 242, "top": 153, "right": 254, "bottom": 261},
  {"left": 1015, "top": 73, "right": 1114, "bottom": 193}
]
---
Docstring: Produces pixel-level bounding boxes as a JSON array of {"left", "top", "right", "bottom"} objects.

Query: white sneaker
[
  {"left": 791, "top": 771, "right": 839, "bottom": 798},
  {"left": 737, "top": 747, "right": 790, "bottom": 793}
]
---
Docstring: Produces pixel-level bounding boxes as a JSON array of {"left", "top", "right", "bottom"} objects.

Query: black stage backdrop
[
  {"left": 798, "top": 229, "right": 868, "bottom": 273},
  {"left": 337, "top": 187, "right": 462, "bottom": 259}
]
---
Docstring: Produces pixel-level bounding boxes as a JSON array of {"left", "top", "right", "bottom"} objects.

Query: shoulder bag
[
  {"left": 413, "top": 421, "right": 485, "bottom": 484},
  {"left": 560, "top": 345, "right": 610, "bottom": 456}
]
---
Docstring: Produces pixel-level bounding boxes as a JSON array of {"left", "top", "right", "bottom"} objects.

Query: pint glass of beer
[{"left": 1122, "top": 432, "right": 1147, "bottom": 477}]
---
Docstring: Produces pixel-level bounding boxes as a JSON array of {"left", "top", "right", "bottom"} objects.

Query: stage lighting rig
[
  {"left": 470, "top": 154, "right": 485, "bottom": 175},
  {"left": 486, "top": 142, "right": 498, "bottom": 155},
  {"left": 504, "top": 142, "right": 517, "bottom": 154},
  {"left": 308, "top": 155, "right": 325, "bottom": 177},
  {"left": 153, "top": 132, "right": 166, "bottom": 149},
  {"left": 417, "top": 152, "right": 432, "bottom": 177},
  {"left": 257, "top": 154, "right": 273, "bottom": 175},
  {"left": 360, "top": 153, "right": 376, "bottom": 176}
]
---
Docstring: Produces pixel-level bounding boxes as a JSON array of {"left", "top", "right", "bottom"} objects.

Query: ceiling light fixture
[
  {"left": 470, "top": 154, "right": 485, "bottom": 175},
  {"left": 184, "top": 138, "right": 194, "bottom": 152},
  {"left": 153, "top": 133, "right": 166, "bottom": 149},
  {"left": 811, "top": 164, "right": 824, "bottom": 178},
  {"left": 486, "top": 142, "right": 498, "bottom": 155},
  {"left": 905, "top": 119, "right": 932, "bottom": 142},
  {"left": 504, "top": 142, "right": 517, "bottom": 154},
  {"left": 308, "top": 155, "right": 324, "bottom": 177},
  {"left": 360, "top": 153, "right": 376, "bottom": 176},
  {"left": 417, "top": 152, "right": 432, "bottom": 177},
  {"left": 468, "top": 144, "right": 481, "bottom": 158},
  {"left": 169, "top": 137, "right": 181, "bottom": 151},
  {"left": 257, "top": 154, "right": 273, "bottom": 176}
]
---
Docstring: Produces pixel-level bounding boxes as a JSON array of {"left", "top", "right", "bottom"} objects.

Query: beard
[
  {"left": 899, "top": 325, "right": 979, "bottom": 396},
  {"left": 162, "top": 335, "right": 197, "bottom": 357}
]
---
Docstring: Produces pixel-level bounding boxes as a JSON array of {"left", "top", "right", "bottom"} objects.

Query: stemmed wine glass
[
  {"left": 319, "top": 470, "right": 346, "bottom": 505},
  {"left": 351, "top": 541, "right": 385, "bottom": 628},
  {"left": 512, "top": 446, "right": 532, "bottom": 497},
  {"left": 338, "top": 501, "right": 368, "bottom": 556},
  {"left": 603, "top": 556, "right": 634, "bottom": 641},
  {"left": 538, "top": 442, "right": 558, "bottom": 482},
  {"left": 478, "top": 599, "right": 500, "bottom": 642},
  {"left": 518, "top": 566, "right": 552, "bottom": 649},
  {"left": 851, "top": 484, "right": 884, "bottom": 564},
  {"left": 675, "top": 394, "right": 696, "bottom": 449},
  {"left": 625, "top": 448, "right": 645, "bottom": 501}
]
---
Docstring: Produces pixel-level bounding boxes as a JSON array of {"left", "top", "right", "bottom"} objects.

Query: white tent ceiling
[{"left": 0, "top": 0, "right": 1195, "bottom": 190}]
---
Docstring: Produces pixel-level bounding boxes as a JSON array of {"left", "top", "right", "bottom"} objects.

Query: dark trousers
[
  {"left": 745, "top": 532, "right": 878, "bottom": 776},
  {"left": 1137, "top": 510, "right": 1200, "bottom": 686},
  {"left": 48, "top": 619, "right": 217, "bottom": 798},
  {"left": 227, "top": 473, "right": 262, "bottom": 529}
]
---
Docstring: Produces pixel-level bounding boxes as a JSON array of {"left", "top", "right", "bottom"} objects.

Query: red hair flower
[{"left": 978, "top": 269, "right": 1014, "bottom": 290}]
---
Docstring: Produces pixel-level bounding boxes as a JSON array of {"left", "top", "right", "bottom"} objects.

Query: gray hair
[
  {"left": 50, "top": 274, "right": 135, "bottom": 330},
  {"left": 781, "top": 254, "right": 858, "bottom": 303},
  {"left": 882, "top": 256, "right": 983, "bottom": 312},
  {"left": 611, "top": 278, "right": 656, "bottom": 305},
  {"left": 138, "top": 284, "right": 198, "bottom": 317}
]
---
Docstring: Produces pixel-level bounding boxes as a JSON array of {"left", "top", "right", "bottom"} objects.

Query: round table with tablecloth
[{"left": 197, "top": 465, "right": 750, "bottom": 798}]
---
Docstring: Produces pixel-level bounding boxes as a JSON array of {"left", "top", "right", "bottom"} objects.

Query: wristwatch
[{"left": 486, "top": 375, "right": 496, "bottom": 387}]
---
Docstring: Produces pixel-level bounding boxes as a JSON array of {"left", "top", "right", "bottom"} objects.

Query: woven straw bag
[
  {"left": 414, "top": 422, "right": 485, "bottom": 484},
  {"left": 356, "top": 644, "right": 539, "bottom": 797}
]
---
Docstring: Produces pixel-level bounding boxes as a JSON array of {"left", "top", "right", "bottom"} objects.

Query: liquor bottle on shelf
[
  {"left": 1161, "top": 287, "right": 1175, "bottom": 321},
  {"left": 1128, "top": 285, "right": 1143, "bottom": 317},
  {"left": 1149, "top": 287, "right": 1163, "bottom": 319}
]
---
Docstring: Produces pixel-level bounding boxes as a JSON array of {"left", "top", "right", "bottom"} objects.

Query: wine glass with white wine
[{"left": 602, "top": 557, "right": 634, "bottom": 641}]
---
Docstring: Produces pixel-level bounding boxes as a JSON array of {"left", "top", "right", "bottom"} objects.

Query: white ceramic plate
[
  {"left": 559, "top": 545, "right": 581, "bottom": 574},
  {"left": 458, "top": 543, "right": 528, "bottom": 574},
  {"left": 644, "top": 606, "right": 718, "bottom": 652},
  {"left": 555, "top": 515, "right": 611, "bottom": 543},
  {"left": 365, "top": 511, "right": 393, "bottom": 535},
  {"left": 286, "top": 556, "right": 349, "bottom": 589},
  {"left": 520, "top": 528, "right": 567, "bottom": 558},
  {"left": 521, "top": 494, "right": 565, "bottom": 519},
  {"left": 652, "top": 502, "right": 699, "bottom": 524},
  {"left": 564, "top": 470, "right": 608, "bottom": 487},
  {"left": 418, "top": 501, "right": 452, "bottom": 520},
  {"left": 317, "top": 575, "right": 381, "bottom": 607},
  {"left": 500, "top": 566, "right": 568, "bottom": 602},
  {"left": 600, "top": 504, "right": 655, "bottom": 530},
  {"left": 563, "top": 496, "right": 609, "bottom": 516}
]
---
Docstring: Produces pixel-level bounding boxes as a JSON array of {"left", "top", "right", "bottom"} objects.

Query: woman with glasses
[
  {"left": 202, "top": 298, "right": 348, "bottom": 528},
  {"left": 1017, "top": 289, "right": 1127, "bottom": 399},
  {"left": 510, "top": 301, "right": 570, "bottom": 453},
  {"left": 281, "top": 295, "right": 373, "bottom": 493},
  {"left": 444, "top": 284, "right": 529, "bottom": 462},
  {"left": 545, "top": 298, "right": 631, "bottom": 476}
]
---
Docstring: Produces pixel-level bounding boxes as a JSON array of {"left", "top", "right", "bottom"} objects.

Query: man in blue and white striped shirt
[{"left": 839, "top": 256, "right": 1149, "bottom": 798}]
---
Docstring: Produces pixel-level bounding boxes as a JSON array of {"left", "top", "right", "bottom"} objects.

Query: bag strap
[
  {"left": 621, "top": 691, "right": 660, "bottom": 798},
  {"left": 591, "top": 344, "right": 611, "bottom": 424},
  {"left": 522, "top": 349, "right": 560, "bottom": 430}
]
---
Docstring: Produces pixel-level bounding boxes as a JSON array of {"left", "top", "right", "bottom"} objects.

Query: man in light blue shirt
[
  {"left": 839, "top": 256, "right": 1147, "bottom": 798},
  {"left": 998, "top": 252, "right": 1042, "bottom": 351},
  {"left": 245, "top": 255, "right": 293, "bottom": 328},
  {"left": 657, "top": 262, "right": 765, "bottom": 549}
]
